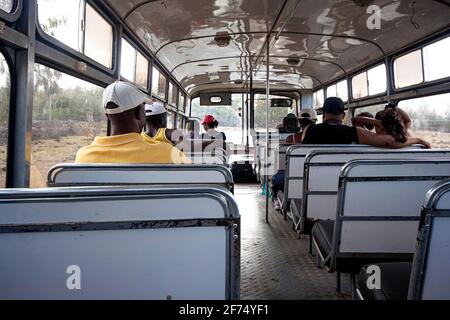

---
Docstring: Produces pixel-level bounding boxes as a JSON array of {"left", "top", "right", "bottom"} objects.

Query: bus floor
[{"left": 235, "top": 184, "right": 351, "bottom": 300}]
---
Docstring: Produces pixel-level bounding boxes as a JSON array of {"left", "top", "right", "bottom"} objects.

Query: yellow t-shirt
[
  {"left": 75, "top": 133, "right": 191, "bottom": 164},
  {"left": 142, "top": 129, "right": 172, "bottom": 145}
]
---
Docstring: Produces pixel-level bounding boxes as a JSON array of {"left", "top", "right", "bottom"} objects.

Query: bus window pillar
[{"left": 9, "top": 0, "right": 36, "bottom": 188}]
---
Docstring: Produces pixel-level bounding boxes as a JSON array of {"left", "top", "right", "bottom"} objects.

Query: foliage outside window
[
  {"left": 0, "top": 53, "right": 10, "bottom": 187},
  {"left": 31, "top": 64, "right": 105, "bottom": 188}
]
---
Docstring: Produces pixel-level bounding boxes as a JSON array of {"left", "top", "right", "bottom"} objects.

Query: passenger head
[
  {"left": 201, "top": 115, "right": 219, "bottom": 131},
  {"left": 356, "top": 112, "right": 375, "bottom": 131},
  {"left": 298, "top": 109, "right": 318, "bottom": 129},
  {"left": 376, "top": 105, "right": 407, "bottom": 143},
  {"left": 322, "top": 97, "right": 345, "bottom": 122},
  {"left": 102, "top": 81, "right": 146, "bottom": 135},
  {"left": 145, "top": 101, "right": 168, "bottom": 129},
  {"left": 283, "top": 114, "right": 299, "bottom": 132}
]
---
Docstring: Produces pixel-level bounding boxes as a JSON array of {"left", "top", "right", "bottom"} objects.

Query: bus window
[
  {"left": 398, "top": 93, "right": 450, "bottom": 149},
  {"left": 121, "top": 38, "right": 149, "bottom": 88},
  {"left": 179, "top": 92, "right": 186, "bottom": 113},
  {"left": 254, "top": 94, "right": 297, "bottom": 132},
  {"left": 326, "top": 80, "right": 348, "bottom": 102},
  {"left": 352, "top": 72, "right": 368, "bottom": 99},
  {"left": 167, "top": 110, "right": 175, "bottom": 129},
  {"left": 191, "top": 94, "right": 243, "bottom": 145},
  {"left": 313, "top": 89, "right": 324, "bottom": 109},
  {"left": 368, "top": 64, "right": 387, "bottom": 96},
  {"left": 0, "top": 53, "right": 10, "bottom": 187},
  {"left": 168, "top": 82, "right": 178, "bottom": 107},
  {"left": 394, "top": 50, "right": 423, "bottom": 89},
  {"left": 353, "top": 105, "right": 385, "bottom": 119},
  {"left": 0, "top": 0, "right": 13, "bottom": 13},
  {"left": 152, "top": 67, "right": 167, "bottom": 99},
  {"left": 423, "top": 37, "right": 450, "bottom": 82},
  {"left": 38, "top": 0, "right": 113, "bottom": 68},
  {"left": 31, "top": 65, "right": 105, "bottom": 188}
]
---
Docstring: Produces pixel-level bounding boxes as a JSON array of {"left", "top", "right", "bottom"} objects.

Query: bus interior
[{"left": 0, "top": 0, "right": 449, "bottom": 301}]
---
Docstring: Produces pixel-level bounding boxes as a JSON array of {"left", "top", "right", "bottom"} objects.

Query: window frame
[
  {"left": 392, "top": 35, "right": 450, "bottom": 92},
  {"left": 151, "top": 66, "right": 167, "bottom": 101},
  {"left": 0, "top": 0, "right": 22, "bottom": 22},
  {"left": 35, "top": 0, "right": 117, "bottom": 75},
  {"left": 120, "top": 36, "right": 150, "bottom": 89},
  {"left": 168, "top": 81, "right": 178, "bottom": 108}
]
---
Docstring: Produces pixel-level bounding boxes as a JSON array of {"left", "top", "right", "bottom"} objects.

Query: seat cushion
[
  {"left": 311, "top": 220, "right": 335, "bottom": 261},
  {"left": 357, "top": 262, "right": 412, "bottom": 300}
]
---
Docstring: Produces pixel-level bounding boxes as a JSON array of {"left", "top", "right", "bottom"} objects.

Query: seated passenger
[
  {"left": 75, "top": 81, "right": 191, "bottom": 164},
  {"left": 352, "top": 104, "right": 419, "bottom": 144},
  {"left": 286, "top": 109, "right": 318, "bottom": 144},
  {"left": 142, "top": 101, "right": 184, "bottom": 146},
  {"left": 302, "top": 97, "right": 430, "bottom": 148},
  {"left": 201, "top": 115, "right": 227, "bottom": 141}
]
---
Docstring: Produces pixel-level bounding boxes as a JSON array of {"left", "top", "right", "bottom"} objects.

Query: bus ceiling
[{"left": 104, "top": 0, "right": 450, "bottom": 94}]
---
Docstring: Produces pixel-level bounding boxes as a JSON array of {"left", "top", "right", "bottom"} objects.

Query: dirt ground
[{"left": 1, "top": 130, "right": 449, "bottom": 189}]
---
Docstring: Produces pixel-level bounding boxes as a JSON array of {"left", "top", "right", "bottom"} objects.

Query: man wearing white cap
[
  {"left": 142, "top": 101, "right": 184, "bottom": 146},
  {"left": 75, "top": 81, "right": 191, "bottom": 164}
]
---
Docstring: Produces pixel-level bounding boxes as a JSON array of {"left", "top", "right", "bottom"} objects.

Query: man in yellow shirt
[{"left": 75, "top": 81, "right": 191, "bottom": 164}]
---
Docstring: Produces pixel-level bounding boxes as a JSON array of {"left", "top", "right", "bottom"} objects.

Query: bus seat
[
  {"left": 0, "top": 185, "right": 240, "bottom": 300},
  {"left": 302, "top": 149, "right": 450, "bottom": 234},
  {"left": 356, "top": 179, "right": 450, "bottom": 300},
  {"left": 311, "top": 160, "right": 450, "bottom": 276},
  {"left": 47, "top": 164, "right": 234, "bottom": 193}
]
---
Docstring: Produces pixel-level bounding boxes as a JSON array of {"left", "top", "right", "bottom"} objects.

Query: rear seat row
[
  {"left": 269, "top": 143, "right": 450, "bottom": 300},
  {"left": 0, "top": 164, "right": 239, "bottom": 300}
]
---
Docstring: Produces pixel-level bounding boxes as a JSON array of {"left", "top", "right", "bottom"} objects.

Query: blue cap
[{"left": 323, "top": 97, "right": 345, "bottom": 115}]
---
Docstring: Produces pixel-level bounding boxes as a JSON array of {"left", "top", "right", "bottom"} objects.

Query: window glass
[
  {"left": 423, "top": 37, "right": 450, "bottom": 82},
  {"left": 179, "top": 92, "right": 186, "bottom": 112},
  {"left": 31, "top": 65, "right": 105, "bottom": 188},
  {"left": 398, "top": 93, "right": 450, "bottom": 149},
  {"left": 152, "top": 67, "right": 166, "bottom": 99},
  {"left": 314, "top": 89, "right": 324, "bottom": 109},
  {"left": 84, "top": 3, "right": 113, "bottom": 68},
  {"left": 120, "top": 39, "right": 135, "bottom": 82},
  {"left": 0, "top": 53, "right": 10, "bottom": 187},
  {"left": 191, "top": 94, "right": 244, "bottom": 145},
  {"left": 368, "top": 64, "right": 387, "bottom": 96},
  {"left": 326, "top": 85, "right": 337, "bottom": 99},
  {"left": 168, "top": 82, "right": 178, "bottom": 107},
  {"left": 394, "top": 50, "right": 423, "bottom": 89},
  {"left": 38, "top": 0, "right": 80, "bottom": 51},
  {"left": 352, "top": 72, "right": 368, "bottom": 99},
  {"left": 38, "top": 0, "right": 113, "bottom": 68},
  {"left": 135, "top": 51, "right": 149, "bottom": 88},
  {"left": 336, "top": 79, "right": 348, "bottom": 102},
  {"left": 253, "top": 94, "right": 297, "bottom": 133},
  {"left": 167, "top": 110, "right": 175, "bottom": 129},
  {"left": 0, "top": 0, "right": 14, "bottom": 13}
]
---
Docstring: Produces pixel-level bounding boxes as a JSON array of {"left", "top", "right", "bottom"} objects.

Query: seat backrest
[
  {"left": 284, "top": 145, "right": 372, "bottom": 202},
  {"left": 333, "top": 160, "right": 450, "bottom": 266},
  {"left": 48, "top": 164, "right": 234, "bottom": 193},
  {"left": 409, "top": 180, "right": 450, "bottom": 300},
  {"left": 0, "top": 186, "right": 240, "bottom": 300},
  {"left": 303, "top": 150, "right": 450, "bottom": 225},
  {"left": 274, "top": 144, "right": 292, "bottom": 172}
]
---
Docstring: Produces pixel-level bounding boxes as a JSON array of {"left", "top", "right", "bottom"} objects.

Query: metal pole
[{"left": 265, "top": 38, "right": 270, "bottom": 224}]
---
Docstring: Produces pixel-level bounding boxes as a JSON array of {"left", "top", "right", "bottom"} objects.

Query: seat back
[
  {"left": 0, "top": 186, "right": 240, "bottom": 300},
  {"left": 409, "top": 180, "right": 450, "bottom": 300},
  {"left": 285, "top": 145, "right": 372, "bottom": 203},
  {"left": 303, "top": 150, "right": 450, "bottom": 231},
  {"left": 333, "top": 160, "right": 450, "bottom": 270},
  {"left": 48, "top": 164, "right": 234, "bottom": 193}
]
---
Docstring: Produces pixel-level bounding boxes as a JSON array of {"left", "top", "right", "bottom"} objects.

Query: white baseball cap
[
  {"left": 103, "top": 81, "right": 145, "bottom": 115},
  {"left": 299, "top": 108, "right": 318, "bottom": 120},
  {"left": 145, "top": 101, "right": 167, "bottom": 116}
]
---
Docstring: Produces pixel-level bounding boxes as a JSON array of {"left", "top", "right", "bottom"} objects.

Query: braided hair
[{"left": 376, "top": 106, "right": 407, "bottom": 143}]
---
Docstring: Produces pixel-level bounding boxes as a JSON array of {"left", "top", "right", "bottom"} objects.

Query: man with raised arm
[
  {"left": 75, "top": 81, "right": 191, "bottom": 164},
  {"left": 302, "top": 97, "right": 430, "bottom": 149}
]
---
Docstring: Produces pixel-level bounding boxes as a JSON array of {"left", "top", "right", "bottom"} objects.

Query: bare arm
[
  {"left": 356, "top": 127, "right": 430, "bottom": 149},
  {"left": 351, "top": 117, "right": 382, "bottom": 129}
]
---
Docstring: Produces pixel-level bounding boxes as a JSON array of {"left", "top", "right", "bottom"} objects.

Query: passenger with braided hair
[{"left": 351, "top": 103, "right": 430, "bottom": 148}]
